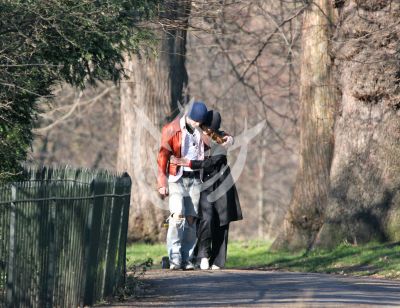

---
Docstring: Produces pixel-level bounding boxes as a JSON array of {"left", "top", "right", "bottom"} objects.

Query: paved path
[{"left": 108, "top": 269, "right": 400, "bottom": 307}]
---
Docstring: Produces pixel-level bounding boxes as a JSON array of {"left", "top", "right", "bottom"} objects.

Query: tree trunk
[
  {"left": 314, "top": 1, "right": 400, "bottom": 248},
  {"left": 272, "top": 0, "right": 337, "bottom": 251},
  {"left": 117, "top": 1, "right": 191, "bottom": 242}
]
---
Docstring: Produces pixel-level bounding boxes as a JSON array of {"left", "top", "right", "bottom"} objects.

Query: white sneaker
[
  {"left": 200, "top": 258, "right": 209, "bottom": 270},
  {"left": 183, "top": 262, "right": 195, "bottom": 270},
  {"left": 170, "top": 263, "right": 181, "bottom": 270},
  {"left": 211, "top": 264, "right": 221, "bottom": 270}
]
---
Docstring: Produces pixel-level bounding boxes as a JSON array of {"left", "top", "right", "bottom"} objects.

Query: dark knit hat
[
  {"left": 188, "top": 101, "right": 208, "bottom": 123},
  {"left": 205, "top": 110, "right": 221, "bottom": 131}
]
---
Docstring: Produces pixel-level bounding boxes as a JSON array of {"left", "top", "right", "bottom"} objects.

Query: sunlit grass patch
[
  {"left": 126, "top": 242, "right": 166, "bottom": 269},
  {"left": 126, "top": 240, "right": 400, "bottom": 279}
]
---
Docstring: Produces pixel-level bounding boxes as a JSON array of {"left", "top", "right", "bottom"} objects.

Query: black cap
[{"left": 205, "top": 110, "right": 221, "bottom": 131}]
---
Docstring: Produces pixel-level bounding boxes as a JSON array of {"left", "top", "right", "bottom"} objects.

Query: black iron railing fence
[{"left": 0, "top": 166, "right": 131, "bottom": 307}]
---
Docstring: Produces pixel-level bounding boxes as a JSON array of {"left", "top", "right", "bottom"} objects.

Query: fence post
[
  {"left": 46, "top": 181, "right": 56, "bottom": 308},
  {"left": 83, "top": 178, "right": 106, "bottom": 305},
  {"left": 117, "top": 173, "right": 131, "bottom": 288},
  {"left": 103, "top": 177, "right": 125, "bottom": 296},
  {"left": 6, "top": 185, "right": 16, "bottom": 307},
  {"left": 37, "top": 176, "right": 50, "bottom": 308}
]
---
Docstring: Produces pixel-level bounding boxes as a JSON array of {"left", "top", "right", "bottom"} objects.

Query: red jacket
[
  {"left": 157, "top": 117, "right": 209, "bottom": 189},
  {"left": 157, "top": 117, "right": 182, "bottom": 189}
]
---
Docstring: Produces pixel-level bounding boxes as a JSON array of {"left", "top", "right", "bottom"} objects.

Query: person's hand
[
  {"left": 158, "top": 187, "right": 169, "bottom": 199},
  {"left": 170, "top": 155, "right": 190, "bottom": 167},
  {"left": 221, "top": 135, "right": 234, "bottom": 148}
]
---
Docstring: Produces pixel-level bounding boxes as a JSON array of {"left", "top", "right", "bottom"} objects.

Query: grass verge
[{"left": 126, "top": 240, "right": 400, "bottom": 279}]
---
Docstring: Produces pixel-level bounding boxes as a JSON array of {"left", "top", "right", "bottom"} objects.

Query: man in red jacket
[{"left": 157, "top": 101, "right": 208, "bottom": 270}]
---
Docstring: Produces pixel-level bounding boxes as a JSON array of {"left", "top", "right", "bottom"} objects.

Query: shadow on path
[{"left": 105, "top": 269, "right": 400, "bottom": 307}]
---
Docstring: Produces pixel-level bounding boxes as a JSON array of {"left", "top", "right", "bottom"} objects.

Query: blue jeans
[{"left": 167, "top": 177, "right": 201, "bottom": 266}]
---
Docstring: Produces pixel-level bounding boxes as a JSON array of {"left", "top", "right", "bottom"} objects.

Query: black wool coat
[{"left": 192, "top": 154, "right": 243, "bottom": 226}]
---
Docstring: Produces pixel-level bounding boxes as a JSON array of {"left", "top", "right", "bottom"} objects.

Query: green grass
[
  {"left": 126, "top": 242, "right": 167, "bottom": 269},
  {"left": 126, "top": 240, "right": 400, "bottom": 279}
]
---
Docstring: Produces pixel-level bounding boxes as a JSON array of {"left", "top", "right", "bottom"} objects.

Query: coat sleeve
[
  {"left": 190, "top": 155, "right": 225, "bottom": 170},
  {"left": 157, "top": 125, "right": 172, "bottom": 189}
]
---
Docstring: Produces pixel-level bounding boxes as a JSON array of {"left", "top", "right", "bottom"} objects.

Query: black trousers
[{"left": 196, "top": 193, "right": 229, "bottom": 268}]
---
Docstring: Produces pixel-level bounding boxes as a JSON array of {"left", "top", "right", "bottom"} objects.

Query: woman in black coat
[{"left": 171, "top": 110, "right": 242, "bottom": 269}]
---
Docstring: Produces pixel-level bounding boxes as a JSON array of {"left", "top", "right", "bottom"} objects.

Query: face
[{"left": 186, "top": 117, "right": 201, "bottom": 128}]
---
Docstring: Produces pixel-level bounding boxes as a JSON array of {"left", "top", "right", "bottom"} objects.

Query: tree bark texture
[
  {"left": 117, "top": 0, "right": 191, "bottom": 242},
  {"left": 272, "top": 0, "right": 338, "bottom": 250},
  {"left": 314, "top": 0, "right": 400, "bottom": 248}
]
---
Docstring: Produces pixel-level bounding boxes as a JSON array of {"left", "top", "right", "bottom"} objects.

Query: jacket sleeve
[
  {"left": 190, "top": 155, "right": 225, "bottom": 170},
  {"left": 157, "top": 125, "right": 172, "bottom": 189}
]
